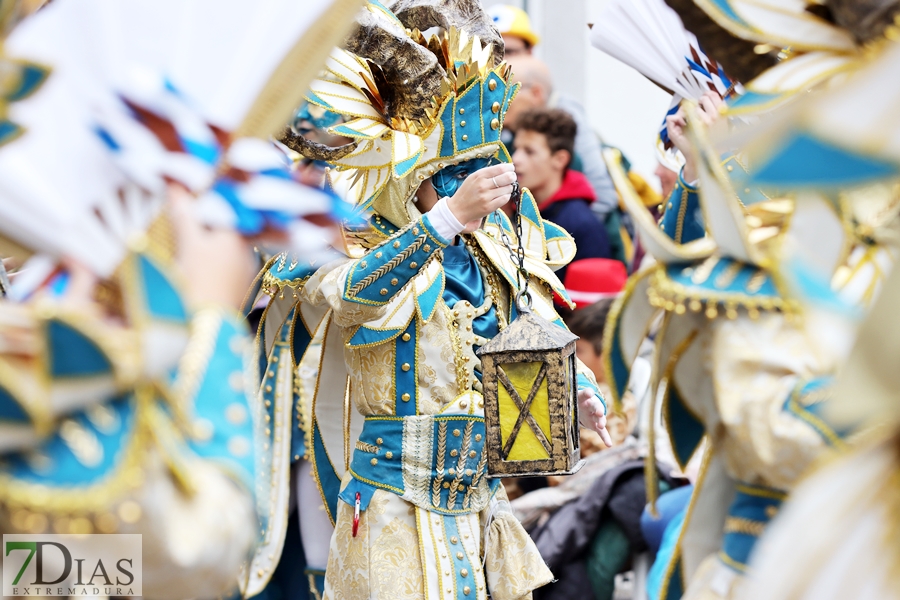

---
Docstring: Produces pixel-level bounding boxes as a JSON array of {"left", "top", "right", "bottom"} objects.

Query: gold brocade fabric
[
  {"left": 324, "top": 476, "right": 550, "bottom": 600},
  {"left": 705, "top": 313, "right": 839, "bottom": 490}
]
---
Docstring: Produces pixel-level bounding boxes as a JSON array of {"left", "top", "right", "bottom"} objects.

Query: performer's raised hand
[
  {"left": 446, "top": 163, "right": 517, "bottom": 229},
  {"left": 169, "top": 183, "right": 257, "bottom": 310},
  {"left": 665, "top": 91, "right": 724, "bottom": 183},
  {"left": 578, "top": 388, "right": 613, "bottom": 448}
]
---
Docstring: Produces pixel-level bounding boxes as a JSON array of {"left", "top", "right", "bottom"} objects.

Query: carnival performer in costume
[
  {"left": 0, "top": 0, "right": 362, "bottom": 598},
  {"left": 685, "top": 21, "right": 900, "bottom": 600},
  {"left": 253, "top": 2, "right": 612, "bottom": 599},
  {"left": 587, "top": 1, "right": 884, "bottom": 599}
]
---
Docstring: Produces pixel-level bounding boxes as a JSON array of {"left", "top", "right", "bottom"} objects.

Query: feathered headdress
[{"left": 285, "top": 0, "right": 520, "bottom": 228}]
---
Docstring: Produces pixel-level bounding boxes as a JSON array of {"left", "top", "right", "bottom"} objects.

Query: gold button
[
  {"left": 469, "top": 451, "right": 477, "bottom": 458},
  {"left": 448, "top": 468, "right": 456, "bottom": 476},
  {"left": 460, "top": 120, "right": 467, "bottom": 128},
  {"left": 402, "top": 333, "right": 411, "bottom": 341},
  {"left": 727, "top": 164, "right": 734, "bottom": 171},
  {"left": 451, "top": 536, "right": 459, "bottom": 544},
  {"left": 453, "top": 429, "right": 461, "bottom": 437},
  {"left": 410, "top": 261, "right": 418, "bottom": 269},
  {"left": 492, "top": 102, "right": 500, "bottom": 114},
  {"left": 459, "top": 107, "right": 465, "bottom": 115},
  {"left": 458, "top": 484, "right": 466, "bottom": 491},
  {"left": 391, "top": 278, "right": 399, "bottom": 285},
  {"left": 463, "top": 586, "right": 471, "bottom": 595},
  {"left": 376, "top": 438, "right": 383, "bottom": 444},
  {"left": 461, "top": 568, "right": 469, "bottom": 577},
  {"left": 465, "top": 469, "right": 473, "bottom": 476},
  {"left": 457, "top": 552, "right": 465, "bottom": 560},
  {"left": 376, "top": 252, "right": 383, "bottom": 258},
  {"left": 443, "top": 481, "right": 450, "bottom": 489},
  {"left": 401, "top": 393, "right": 411, "bottom": 402},
  {"left": 370, "top": 458, "right": 378, "bottom": 466},
  {"left": 361, "top": 261, "right": 367, "bottom": 268},
  {"left": 380, "top": 289, "right": 388, "bottom": 296},
  {"left": 475, "top": 434, "right": 482, "bottom": 442},
  {"left": 393, "top": 241, "right": 401, "bottom": 249},
  {"left": 460, "top": 400, "right": 468, "bottom": 408},
  {"left": 424, "top": 245, "right": 431, "bottom": 252},
  {"left": 450, "top": 449, "right": 459, "bottom": 457},
  {"left": 490, "top": 118, "right": 500, "bottom": 130},
  {"left": 265, "top": 385, "right": 272, "bottom": 393},
  {"left": 489, "top": 80, "right": 497, "bottom": 91},
  {"left": 462, "top": 135, "right": 468, "bottom": 141},
  {"left": 402, "top": 363, "right": 411, "bottom": 371},
  {"left": 413, "top": 227, "right": 420, "bottom": 235},
  {"left": 385, "top": 451, "right": 393, "bottom": 459}
]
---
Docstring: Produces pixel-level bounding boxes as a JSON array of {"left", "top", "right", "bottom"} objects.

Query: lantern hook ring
[{"left": 515, "top": 289, "right": 533, "bottom": 313}]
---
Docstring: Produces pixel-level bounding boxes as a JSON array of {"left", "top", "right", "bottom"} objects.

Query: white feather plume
[{"left": 0, "top": 0, "right": 359, "bottom": 277}]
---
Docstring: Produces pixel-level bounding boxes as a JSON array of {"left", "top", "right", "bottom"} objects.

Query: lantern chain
[{"left": 496, "top": 182, "right": 531, "bottom": 310}]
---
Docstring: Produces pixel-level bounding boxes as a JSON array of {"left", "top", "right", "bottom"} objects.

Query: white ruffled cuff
[{"left": 428, "top": 196, "right": 465, "bottom": 242}]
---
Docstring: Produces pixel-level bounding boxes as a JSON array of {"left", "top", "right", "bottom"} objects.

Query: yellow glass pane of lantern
[{"left": 497, "top": 361, "right": 552, "bottom": 461}]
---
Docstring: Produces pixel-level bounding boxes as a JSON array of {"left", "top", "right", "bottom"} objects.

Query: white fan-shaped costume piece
[
  {"left": 0, "top": 0, "right": 363, "bottom": 278},
  {"left": 589, "top": 0, "right": 740, "bottom": 164}
]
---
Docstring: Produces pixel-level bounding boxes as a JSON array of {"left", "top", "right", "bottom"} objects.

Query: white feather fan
[{"left": 0, "top": 0, "right": 361, "bottom": 277}]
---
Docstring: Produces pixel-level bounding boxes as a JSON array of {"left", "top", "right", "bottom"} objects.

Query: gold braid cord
[
  {"left": 432, "top": 421, "right": 447, "bottom": 507},
  {"left": 723, "top": 516, "right": 767, "bottom": 537},
  {"left": 462, "top": 443, "right": 487, "bottom": 510},
  {"left": 447, "top": 420, "right": 474, "bottom": 509},
  {"left": 347, "top": 235, "right": 427, "bottom": 297}
]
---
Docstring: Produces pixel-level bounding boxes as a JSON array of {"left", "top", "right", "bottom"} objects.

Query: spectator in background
[
  {"left": 513, "top": 108, "right": 611, "bottom": 283},
  {"left": 488, "top": 4, "right": 539, "bottom": 57},
  {"left": 501, "top": 52, "right": 621, "bottom": 216}
]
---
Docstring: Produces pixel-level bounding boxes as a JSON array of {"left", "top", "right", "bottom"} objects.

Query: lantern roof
[{"left": 477, "top": 309, "right": 578, "bottom": 355}]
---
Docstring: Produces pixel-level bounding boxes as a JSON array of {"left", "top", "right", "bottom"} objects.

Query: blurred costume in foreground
[
  {"left": 699, "top": 26, "right": 900, "bottom": 600},
  {"left": 589, "top": 1, "right": 890, "bottom": 599},
  {"left": 256, "top": 2, "right": 609, "bottom": 599},
  {"left": 0, "top": 0, "right": 360, "bottom": 598}
]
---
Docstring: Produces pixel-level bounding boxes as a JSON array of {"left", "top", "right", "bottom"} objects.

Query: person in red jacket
[{"left": 512, "top": 107, "right": 612, "bottom": 282}]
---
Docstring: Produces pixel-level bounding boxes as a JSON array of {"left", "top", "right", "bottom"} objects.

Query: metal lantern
[{"left": 476, "top": 303, "right": 582, "bottom": 477}]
